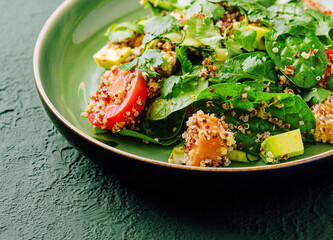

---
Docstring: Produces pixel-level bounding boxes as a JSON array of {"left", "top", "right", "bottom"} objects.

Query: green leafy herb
[
  {"left": 141, "top": 108, "right": 186, "bottom": 140},
  {"left": 265, "top": 28, "right": 327, "bottom": 88},
  {"left": 306, "top": 9, "right": 333, "bottom": 44},
  {"left": 143, "top": 16, "right": 183, "bottom": 43},
  {"left": 224, "top": 0, "right": 270, "bottom": 21},
  {"left": 186, "top": 17, "right": 223, "bottom": 49},
  {"left": 195, "top": 83, "right": 316, "bottom": 140},
  {"left": 266, "top": 3, "right": 333, "bottom": 41},
  {"left": 194, "top": 83, "right": 316, "bottom": 154},
  {"left": 225, "top": 22, "right": 257, "bottom": 57},
  {"left": 328, "top": 76, "right": 333, "bottom": 90},
  {"left": 213, "top": 52, "right": 277, "bottom": 90},
  {"left": 148, "top": 67, "right": 208, "bottom": 120},
  {"left": 187, "top": 0, "right": 225, "bottom": 20},
  {"left": 160, "top": 75, "right": 182, "bottom": 98},
  {"left": 119, "top": 49, "right": 165, "bottom": 77},
  {"left": 303, "top": 87, "right": 333, "bottom": 105},
  {"left": 119, "top": 129, "right": 180, "bottom": 146},
  {"left": 251, "top": 0, "right": 276, "bottom": 8},
  {"left": 175, "top": 46, "right": 193, "bottom": 74},
  {"left": 265, "top": 4, "right": 316, "bottom": 37},
  {"left": 223, "top": 111, "right": 282, "bottom": 155}
]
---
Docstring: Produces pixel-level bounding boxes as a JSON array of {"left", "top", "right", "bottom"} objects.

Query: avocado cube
[
  {"left": 214, "top": 48, "right": 230, "bottom": 62},
  {"left": 93, "top": 45, "right": 132, "bottom": 69},
  {"left": 168, "top": 143, "right": 185, "bottom": 164},
  {"left": 228, "top": 150, "right": 249, "bottom": 163},
  {"left": 260, "top": 129, "right": 304, "bottom": 164},
  {"left": 247, "top": 153, "right": 259, "bottom": 162}
]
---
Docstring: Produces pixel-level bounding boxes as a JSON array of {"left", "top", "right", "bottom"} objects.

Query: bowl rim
[{"left": 33, "top": 0, "right": 333, "bottom": 173}]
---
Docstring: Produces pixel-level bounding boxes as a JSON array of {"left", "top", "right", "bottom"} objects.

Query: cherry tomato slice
[
  {"left": 318, "top": 49, "right": 333, "bottom": 89},
  {"left": 87, "top": 67, "right": 146, "bottom": 131}
]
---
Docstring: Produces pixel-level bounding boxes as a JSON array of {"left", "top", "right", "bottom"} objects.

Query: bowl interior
[{"left": 36, "top": 0, "right": 333, "bottom": 168}]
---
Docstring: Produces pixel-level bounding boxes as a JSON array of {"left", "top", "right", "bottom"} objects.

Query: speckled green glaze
[
  {"left": 35, "top": 0, "right": 333, "bottom": 170},
  {"left": 2, "top": 0, "right": 333, "bottom": 239}
]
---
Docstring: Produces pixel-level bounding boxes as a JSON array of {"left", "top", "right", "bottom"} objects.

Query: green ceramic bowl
[{"left": 34, "top": 0, "right": 333, "bottom": 177}]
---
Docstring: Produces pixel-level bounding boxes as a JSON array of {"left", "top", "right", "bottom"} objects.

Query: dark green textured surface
[{"left": 2, "top": 0, "right": 333, "bottom": 239}]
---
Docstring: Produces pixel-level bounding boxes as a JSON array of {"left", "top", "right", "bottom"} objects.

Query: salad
[{"left": 83, "top": 0, "right": 333, "bottom": 167}]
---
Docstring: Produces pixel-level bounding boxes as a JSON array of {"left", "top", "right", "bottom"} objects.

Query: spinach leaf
[
  {"left": 223, "top": 112, "right": 282, "bottom": 155},
  {"left": 101, "top": 104, "right": 187, "bottom": 144},
  {"left": 147, "top": 69, "right": 209, "bottom": 120},
  {"left": 194, "top": 83, "right": 316, "bottom": 140},
  {"left": 141, "top": 108, "right": 186, "bottom": 140},
  {"left": 93, "top": 127, "right": 180, "bottom": 146},
  {"left": 119, "top": 130, "right": 180, "bottom": 146},
  {"left": 265, "top": 28, "right": 327, "bottom": 88},
  {"left": 303, "top": 87, "right": 333, "bottom": 105},
  {"left": 159, "top": 66, "right": 203, "bottom": 98},
  {"left": 266, "top": 3, "right": 332, "bottom": 41},
  {"left": 143, "top": 16, "right": 183, "bottom": 43},
  {"left": 213, "top": 52, "right": 277, "bottom": 89},
  {"left": 225, "top": 22, "right": 257, "bottom": 57},
  {"left": 224, "top": 0, "right": 270, "bottom": 21},
  {"left": 187, "top": 0, "right": 225, "bottom": 20},
  {"left": 186, "top": 17, "right": 223, "bottom": 49},
  {"left": 119, "top": 49, "right": 165, "bottom": 77}
]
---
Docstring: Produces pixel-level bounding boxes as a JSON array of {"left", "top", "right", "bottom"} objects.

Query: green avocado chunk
[
  {"left": 93, "top": 45, "right": 132, "bottom": 69},
  {"left": 247, "top": 153, "right": 259, "bottom": 162},
  {"left": 228, "top": 150, "right": 259, "bottom": 162},
  {"left": 228, "top": 150, "right": 248, "bottom": 163},
  {"left": 260, "top": 129, "right": 304, "bottom": 164},
  {"left": 168, "top": 143, "right": 185, "bottom": 165}
]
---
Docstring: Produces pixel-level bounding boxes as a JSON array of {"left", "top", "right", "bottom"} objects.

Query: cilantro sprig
[
  {"left": 175, "top": 46, "right": 193, "bottom": 74},
  {"left": 187, "top": 0, "right": 225, "bottom": 20},
  {"left": 143, "top": 16, "right": 183, "bottom": 43},
  {"left": 225, "top": 22, "right": 257, "bottom": 57},
  {"left": 119, "top": 49, "right": 165, "bottom": 77},
  {"left": 186, "top": 17, "right": 223, "bottom": 49}
]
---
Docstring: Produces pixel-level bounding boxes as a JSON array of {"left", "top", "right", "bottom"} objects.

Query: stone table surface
[{"left": 2, "top": 0, "right": 333, "bottom": 239}]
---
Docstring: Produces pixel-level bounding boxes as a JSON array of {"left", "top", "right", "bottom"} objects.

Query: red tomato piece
[
  {"left": 318, "top": 49, "right": 333, "bottom": 89},
  {"left": 87, "top": 66, "right": 146, "bottom": 132}
]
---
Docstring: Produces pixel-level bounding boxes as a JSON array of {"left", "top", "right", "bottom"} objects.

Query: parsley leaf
[
  {"left": 186, "top": 17, "right": 223, "bottom": 49},
  {"left": 119, "top": 49, "right": 165, "bottom": 77},
  {"left": 143, "top": 16, "right": 183, "bottom": 43},
  {"left": 187, "top": 0, "right": 225, "bottom": 20}
]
